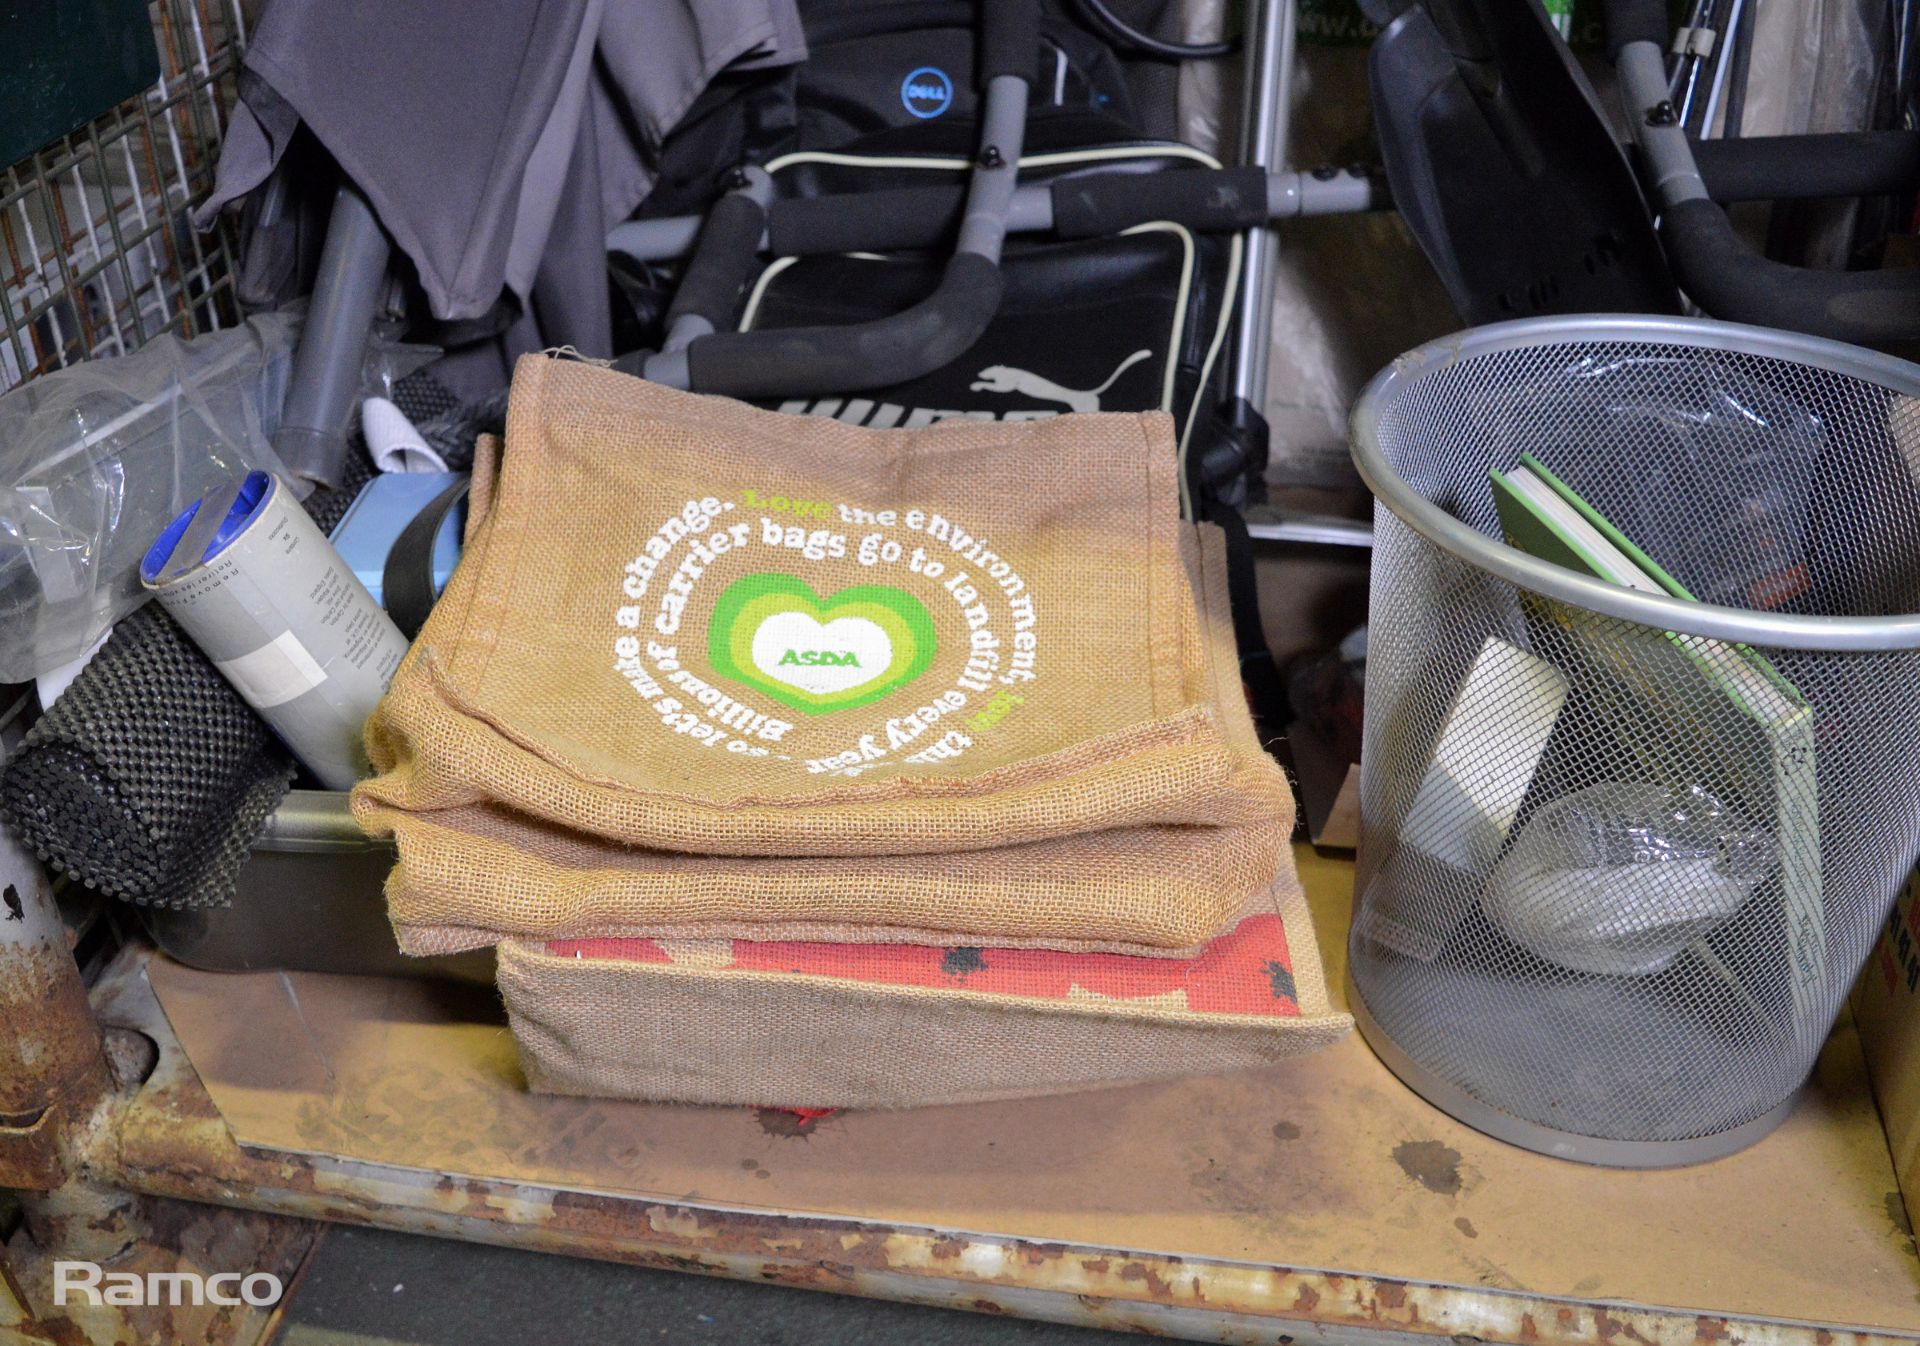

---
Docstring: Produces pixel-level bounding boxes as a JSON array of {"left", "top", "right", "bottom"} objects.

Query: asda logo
[
  {"left": 901, "top": 66, "right": 953, "bottom": 119},
  {"left": 778, "top": 649, "right": 862, "bottom": 667}
]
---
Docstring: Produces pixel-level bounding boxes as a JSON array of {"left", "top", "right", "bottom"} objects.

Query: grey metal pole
[
  {"left": 605, "top": 169, "right": 1387, "bottom": 266},
  {"left": 954, "top": 74, "right": 1031, "bottom": 264},
  {"left": 1226, "top": 0, "right": 1299, "bottom": 414},
  {"left": 1618, "top": 41, "right": 1712, "bottom": 205},
  {"left": 273, "top": 184, "right": 392, "bottom": 490}
]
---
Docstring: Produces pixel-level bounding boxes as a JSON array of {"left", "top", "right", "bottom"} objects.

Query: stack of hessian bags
[{"left": 352, "top": 356, "right": 1350, "bottom": 1107}]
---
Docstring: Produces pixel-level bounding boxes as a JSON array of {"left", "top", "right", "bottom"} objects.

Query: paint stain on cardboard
[
  {"left": 1454, "top": 1216, "right": 1478, "bottom": 1239},
  {"left": 1886, "top": 1191, "right": 1917, "bottom": 1254},
  {"left": 1393, "top": 1139, "right": 1462, "bottom": 1195},
  {"left": 754, "top": 1107, "right": 834, "bottom": 1139},
  {"left": 1272, "top": 1120, "right": 1301, "bottom": 1141}
]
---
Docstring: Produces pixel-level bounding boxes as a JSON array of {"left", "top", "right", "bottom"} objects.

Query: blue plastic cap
[{"left": 141, "top": 470, "right": 274, "bottom": 583}]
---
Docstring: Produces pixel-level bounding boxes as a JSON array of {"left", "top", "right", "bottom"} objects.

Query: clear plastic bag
[
  {"left": 0, "top": 313, "right": 300, "bottom": 683},
  {"left": 1488, "top": 353, "right": 1825, "bottom": 610},
  {"left": 1484, "top": 782, "right": 1776, "bottom": 976},
  {"left": 0, "top": 314, "right": 438, "bottom": 684},
  {"left": 360, "top": 332, "right": 439, "bottom": 406}
]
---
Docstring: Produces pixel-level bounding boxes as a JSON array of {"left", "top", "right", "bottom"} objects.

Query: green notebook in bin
[{"left": 1491, "top": 454, "right": 1823, "bottom": 1044}]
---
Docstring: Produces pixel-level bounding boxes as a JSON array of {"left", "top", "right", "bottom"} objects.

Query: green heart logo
[{"left": 708, "top": 572, "right": 938, "bottom": 715}]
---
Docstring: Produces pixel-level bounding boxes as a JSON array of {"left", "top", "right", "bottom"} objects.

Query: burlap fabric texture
[
  {"left": 353, "top": 356, "right": 1295, "bottom": 954},
  {"left": 497, "top": 858, "right": 1351, "bottom": 1109}
]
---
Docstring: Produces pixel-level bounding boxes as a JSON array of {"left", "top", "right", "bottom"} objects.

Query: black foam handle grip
[
  {"left": 1661, "top": 197, "right": 1920, "bottom": 346},
  {"left": 1693, "top": 131, "right": 1920, "bottom": 203},
  {"left": 665, "top": 191, "right": 768, "bottom": 331},
  {"left": 1603, "top": 0, "right": 1670, "bottom": 56},
  {"left": 684, "top": 252, "right": 1006, "bottom": 398},
  {"left": 766, "top": 167, "right": 1282, "bottom": 257},
  {"left": 979, "top": 0, "right": 1042, "bottom": 84},
  {"left": 768, "top": 186, "right": 967, "bottom": 257},
  {"left": 383, "top": 477, "right": 470, "bottom": 641},
  {"left": 1051, "top": 166, "right": 1271, "bottom": 238}
]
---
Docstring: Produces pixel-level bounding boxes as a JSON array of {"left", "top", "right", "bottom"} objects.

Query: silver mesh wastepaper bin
[{"left": 1347, "top": 315, "right": 1920, "bottom": 1167}]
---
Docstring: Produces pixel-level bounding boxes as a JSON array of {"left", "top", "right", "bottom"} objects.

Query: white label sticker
[{"left": 216, "top": 631, "right": 327, "bottom": 709}]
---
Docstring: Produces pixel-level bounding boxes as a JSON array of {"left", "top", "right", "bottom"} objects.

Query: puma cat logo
[
  {"left": 968, "top": 348, "right": 1152, "bottom": 414},
  {"left": 772, "top": 348, "right": 1157, "bottom": 426}
]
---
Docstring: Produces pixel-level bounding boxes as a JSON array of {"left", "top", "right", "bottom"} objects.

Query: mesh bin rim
[{"left": 1349, "top": 314, "right": 1920, "bottom": 653}]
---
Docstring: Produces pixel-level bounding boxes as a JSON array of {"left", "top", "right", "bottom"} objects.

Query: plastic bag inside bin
[
  {"left": 0, "top": 313, "right": 436, "bottom": 685},
  {"left": 1484, "top": 782, "right": 1777, "bottom": 977},
  {"left": 1483, "top": 353, "right": 1825, "bottom": 612}
]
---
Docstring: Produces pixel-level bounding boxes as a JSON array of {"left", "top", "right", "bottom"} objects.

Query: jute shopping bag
[
  {"left": 354, "top": 358, "right": 1292, "bottom": 949},
  {"left": 496, "top": 860, "right": 1352, "bottom": 1109},
  {"left": 380, "top": 520, "right": 1290, "bottom": 955}
]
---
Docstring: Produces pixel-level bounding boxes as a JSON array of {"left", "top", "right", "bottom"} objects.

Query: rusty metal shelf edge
[{"left": 88, "top": 950, "right": 1918, "bottom": 1346}]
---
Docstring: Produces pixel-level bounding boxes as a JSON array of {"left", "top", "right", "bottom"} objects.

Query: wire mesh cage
[
  {"left": 1, "top": 0, "right": 247, "bottom": 395},
  {"left": 1348, "top": 316, "right": 1920, "bottom": 1167}
]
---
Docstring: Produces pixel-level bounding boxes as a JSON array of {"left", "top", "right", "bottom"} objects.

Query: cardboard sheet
[
  {"left": 146, "top": 847, "right": 1920, "bottom": 1331},
  {"left": 1852, "top": 867, "right": 1920, "bottom": 1246}
]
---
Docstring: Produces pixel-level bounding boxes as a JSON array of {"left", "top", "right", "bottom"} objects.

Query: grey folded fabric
[{"left": 195, "top": 0, "right": 805, "bottom": 361}]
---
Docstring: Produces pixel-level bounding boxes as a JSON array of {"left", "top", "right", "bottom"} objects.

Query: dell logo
[{"left": 901, "top": 66, "right": 954, "bottom": 119}]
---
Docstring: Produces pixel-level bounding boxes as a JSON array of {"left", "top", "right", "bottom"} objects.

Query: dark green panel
[{"left": 1, "top": 0, "right": 161, "bottom": 166}]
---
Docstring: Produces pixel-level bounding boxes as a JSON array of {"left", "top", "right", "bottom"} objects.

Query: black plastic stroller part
[
  {"left": 609, "top": 162, "right": 1382, "bottom": 263},
  {"left": 692, "top": 252, "right": 1008, "bottom": 392},
  {"left": 1367, "top": 0, "right": 1682, "bottom": 325},
  {"left": 1692, "top": 132, "right": 1920, "bottom": 203},
  {"left": 731, "top": 130, "right": 1239, "bottom": 413},
  {"left": 661, "top": 180, "right": 771, "bottom": 340},
  {"left": 1190, "top": 395, "right": 1270, "bottom": 510},
  {"left": 1607, "top": 0, "right": 1920, "bottom": 346},
  {"left": 745, "top": 220, "right": 1221, "bottom": 427},
  {"left": 1049, "top": 164, "right": 1271, "bottom": 234},
  {"left": 1658, "top": 198, "right": 1920, "bottom": 344},
  {"left": 383, "top": 476, "right": 472, "bottom": 642},
  {"left": 1070, "top": 0, "right": 1238, "bottom": 59},
  {"left": 626, "top": 0, "right": 1042, "bottom": 398},
  {"left": 643, "top": 167, "right": 779, "bottom": 360}
]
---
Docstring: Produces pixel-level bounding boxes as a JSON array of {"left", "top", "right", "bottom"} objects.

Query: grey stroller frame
[{"left": 270, "top": 0, "right": 1388, "bottom": 549}]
